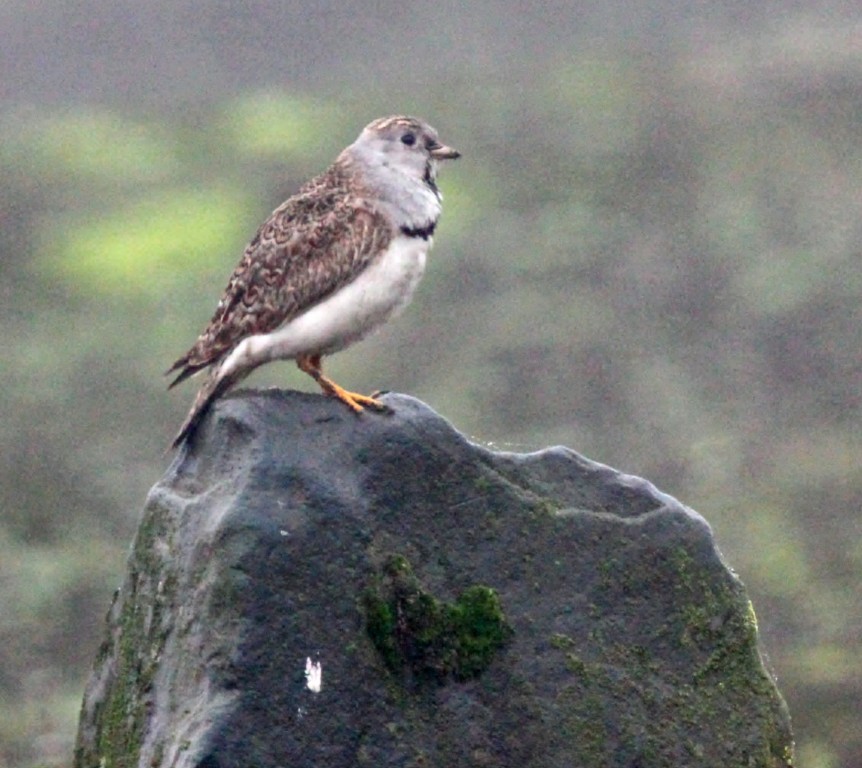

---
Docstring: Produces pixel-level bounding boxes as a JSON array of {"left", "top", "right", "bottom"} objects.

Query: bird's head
[{"left": 349, "top": 115, "right": 460, "bottom": 193}]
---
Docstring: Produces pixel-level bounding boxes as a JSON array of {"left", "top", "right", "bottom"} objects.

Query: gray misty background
[{"left": 2, "top": 1, "right": 860, "bottom": 766}]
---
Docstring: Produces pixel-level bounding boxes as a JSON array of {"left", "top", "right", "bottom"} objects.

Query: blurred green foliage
[
  {"left": 3, "top": 109, "right": 180, "bottom": 181},
  {"left": 1, "top": 28, "right": 860, "bottom": 768},
  {"left": 44, "top": 187, "right": 255, "bottom": 296},
  {"left": 220, "top": 92, "right": 345, "bottom": 158}
]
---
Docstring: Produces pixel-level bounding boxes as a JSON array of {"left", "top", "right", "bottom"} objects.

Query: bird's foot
[
  {"left": 296, "top": 354, "right": 391, "bottom": 414},
  {"left": 327, "top": 384, "right": 391, "bottom": 414}
]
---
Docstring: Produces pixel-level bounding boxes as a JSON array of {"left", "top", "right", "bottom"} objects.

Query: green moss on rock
[
  {"left": 364, "top": 555, "right": 512, "bottom": 684},
  {"left": 543, "top": 547, "right": 794, "bottom": 768},
  {"left": 76, "top": 502, "right": 176, "bottom": 768}
]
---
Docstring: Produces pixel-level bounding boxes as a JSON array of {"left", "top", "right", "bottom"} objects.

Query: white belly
[{"left": 220, "top": 236, "right": 429, "bottom": 377}]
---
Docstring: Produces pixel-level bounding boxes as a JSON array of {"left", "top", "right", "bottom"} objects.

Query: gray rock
[{"left": 74, "top": 390, "right": 793, "bottom": 768}]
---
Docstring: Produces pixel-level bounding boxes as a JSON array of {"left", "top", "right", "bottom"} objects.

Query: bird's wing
[{"left": 167, "top": 190, "right": 392, "bottom": 386}]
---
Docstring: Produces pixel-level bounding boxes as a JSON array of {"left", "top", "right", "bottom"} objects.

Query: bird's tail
[{"left": 171, "top": 366, "right": 242, "bottom": 449}]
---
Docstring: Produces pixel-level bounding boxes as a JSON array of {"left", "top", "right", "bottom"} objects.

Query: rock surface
[{"left": 75, "top": 390, "right": 793, "bottom": 768}]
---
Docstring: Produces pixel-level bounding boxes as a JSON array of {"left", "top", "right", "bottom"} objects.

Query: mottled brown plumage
[
  {"left": 166, "top": 163, "right": 392, "bottom": 387},
  {"left": 167, "top": 116, "right": 459, "bottom": 448}
]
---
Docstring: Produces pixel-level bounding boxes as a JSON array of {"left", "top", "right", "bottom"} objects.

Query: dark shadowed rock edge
[{"left": 74, "top": 390, "right": 794, "bottom": 768}]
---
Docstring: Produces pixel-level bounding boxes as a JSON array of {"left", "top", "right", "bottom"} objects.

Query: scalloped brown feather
[{"left": 168, "top": 160, "right": 393, "bottom": 386}]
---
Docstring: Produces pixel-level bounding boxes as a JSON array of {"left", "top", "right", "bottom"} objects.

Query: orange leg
[{"left": 296, "top": 354, "right": 388, "bottom": 413}]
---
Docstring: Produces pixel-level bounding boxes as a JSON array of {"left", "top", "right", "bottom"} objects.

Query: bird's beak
[{"left": 429, "top": 142, "right": 461, "bottom": 160}]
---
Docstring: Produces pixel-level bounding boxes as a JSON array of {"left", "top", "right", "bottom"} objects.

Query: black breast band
[{"left": 400, "top": 221, "right": 437, "bottom": 240}]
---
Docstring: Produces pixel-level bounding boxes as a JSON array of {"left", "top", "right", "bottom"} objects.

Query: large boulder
[{"left": 74, "top": 390, "right": 793, "bottom": 767}]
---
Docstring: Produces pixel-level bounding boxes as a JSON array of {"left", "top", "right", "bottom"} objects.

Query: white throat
[{"left": 347, "top": 146, "right": 443, "bottom": 231}]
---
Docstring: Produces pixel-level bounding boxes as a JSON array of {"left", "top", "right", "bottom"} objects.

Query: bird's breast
[
  {"left": 242, "top": 234, "right": 431, "bottom": 364},
  {"left": 324, "top": 233, "right": 430, "bottom": 345},
  {"left": 357, "top": 233, "right": 429, "bottom": 315}
]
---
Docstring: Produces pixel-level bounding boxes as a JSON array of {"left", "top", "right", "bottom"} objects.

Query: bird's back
[{"left": 168, "top": 160, "right": 392, "bottom": 385}]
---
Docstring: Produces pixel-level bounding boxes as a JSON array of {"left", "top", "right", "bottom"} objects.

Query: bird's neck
[{"left": 337, "top": 150, "right": 442, "bottom": 233}]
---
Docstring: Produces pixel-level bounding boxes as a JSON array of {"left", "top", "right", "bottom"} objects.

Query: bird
[{"left": 166, "top": 115, "right": 460, "bottom": 448}]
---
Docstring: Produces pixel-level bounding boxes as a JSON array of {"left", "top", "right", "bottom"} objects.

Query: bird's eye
[{"left": 400, "top": 132, "right": 416, "bottom": 146}]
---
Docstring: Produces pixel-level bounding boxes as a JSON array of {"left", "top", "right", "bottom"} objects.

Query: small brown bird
[{"left": 167, "top": 116, "right": 460, "bottom": 447}]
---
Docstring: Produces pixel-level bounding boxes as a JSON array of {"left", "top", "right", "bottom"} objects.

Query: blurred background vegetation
[{"left": 1, "top": 2, "right": 860, "bottom": 766}]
